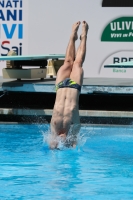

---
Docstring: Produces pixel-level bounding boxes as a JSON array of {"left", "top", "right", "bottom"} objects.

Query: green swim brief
[{"left": 56, "top": 78, "right": 81, "bottom": 92}]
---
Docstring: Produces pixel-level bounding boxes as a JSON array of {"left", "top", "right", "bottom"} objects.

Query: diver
[{"left": 49, "top": 21, "right": 88, "bottom": 149}]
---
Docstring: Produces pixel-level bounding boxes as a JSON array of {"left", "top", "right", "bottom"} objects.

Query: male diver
[{"left": 49, "top": 21, "right": 88, "bottom": 149}]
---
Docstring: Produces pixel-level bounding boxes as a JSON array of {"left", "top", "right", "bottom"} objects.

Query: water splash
[{"left": 41, "top": 125, "right": 91, "bottom": 151}]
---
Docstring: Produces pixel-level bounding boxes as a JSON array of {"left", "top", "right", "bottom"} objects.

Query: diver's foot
[
  {"left": 80, "top": 21, "right": 89, "bottom": 40},
  {"left": 71, "top": 21, "right": 81, "bottom": 40}
]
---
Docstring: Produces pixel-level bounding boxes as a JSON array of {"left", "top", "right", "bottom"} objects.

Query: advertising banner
[
  {"left": 0, "top": 0, "right": 28, "bottom": 75},
  {"left": 0, "top": 0, "right": 133, "bottom": 79},
  {"left": 100, "top": 15, "right": 133, "bottom": 77}
]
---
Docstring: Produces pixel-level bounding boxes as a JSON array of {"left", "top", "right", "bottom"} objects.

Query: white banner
[
  {"left": 0, "top": 0, "right": 28, "bottom": 75},
  {"left": 1, "top": 0, "right": 133, "bottom": 79}
]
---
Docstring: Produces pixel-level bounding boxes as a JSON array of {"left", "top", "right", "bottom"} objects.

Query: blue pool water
[{"left": 0, "top": 124, "right": 133, "bottom": 200}]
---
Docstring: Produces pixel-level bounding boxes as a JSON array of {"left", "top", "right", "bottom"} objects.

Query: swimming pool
[{"left": 0, "top": 124, "right": 133, "bottom": 200}]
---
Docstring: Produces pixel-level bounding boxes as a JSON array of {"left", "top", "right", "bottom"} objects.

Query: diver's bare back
[{"left": 51, "top": 87, "right": 80, "bottom": 135}]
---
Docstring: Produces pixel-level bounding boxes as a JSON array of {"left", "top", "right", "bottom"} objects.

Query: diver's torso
[{"left": 51, "top": 88, "right": 79, "bottom": 135}]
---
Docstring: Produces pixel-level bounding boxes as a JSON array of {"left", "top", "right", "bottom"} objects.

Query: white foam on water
[{"left": 41, "top": 125, "right": 92, "bottom": 151}]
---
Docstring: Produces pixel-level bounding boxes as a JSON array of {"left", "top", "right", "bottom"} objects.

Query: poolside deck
[
  {"left": 1, "top": 76, "right": 133, "bottom": 94},
  {"left": 1, "top": 76, "right": 133, "bottom": 124}
]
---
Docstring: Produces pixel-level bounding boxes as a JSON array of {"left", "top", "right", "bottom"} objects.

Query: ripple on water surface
[{"left": 0, "top": 124, "right": 133, "bottom": 200}]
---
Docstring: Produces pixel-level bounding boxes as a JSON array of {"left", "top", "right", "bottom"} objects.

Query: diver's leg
[
  {"left": 70, "top": 21, "right": 88, "bottom": 85},
  {"left": 56, "top": 21, "right": 80, "bottom": 84}
]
